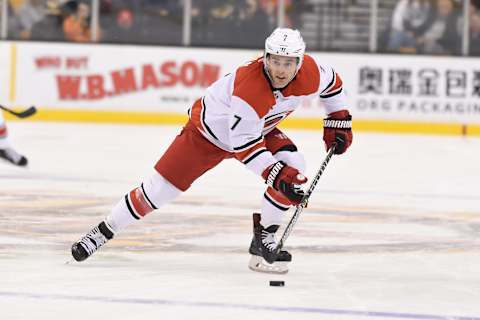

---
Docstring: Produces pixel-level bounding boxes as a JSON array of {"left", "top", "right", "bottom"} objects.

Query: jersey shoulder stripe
[
  {"left": 233, "top": 59, "right": 276, "bottom": 119},
  {"left": 281, "top": 54, "right": 320, "bottom": 97},
  {"left": 320, "top": 68, "right": 336, "bottom": 95},
  {"left": 320, "top": 68, "right": 343, "bottom": 98}
]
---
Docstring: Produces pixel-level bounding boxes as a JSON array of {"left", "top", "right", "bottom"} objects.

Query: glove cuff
[
  {"left": 324, "top": 111, "right": 352, "bottom": 130},
  {"left": 265, "top": 161, "right": 284, "bottom": 188}
]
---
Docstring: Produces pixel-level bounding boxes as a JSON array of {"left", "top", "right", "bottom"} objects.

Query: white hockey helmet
[{"left": 264, "top": 28, "right": 306, "bottom": 75}]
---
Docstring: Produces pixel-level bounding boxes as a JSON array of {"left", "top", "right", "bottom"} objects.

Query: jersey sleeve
[
  {"left": 229, "top": 95, "right": 277, "bottom": 176},
  {"left": 318, "top": 64, "right": 349, "bottom": 115}
]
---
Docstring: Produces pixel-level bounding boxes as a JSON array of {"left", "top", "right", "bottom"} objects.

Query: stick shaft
[{"left": 276, "top": 144, "right": 337, "bottom": 253}]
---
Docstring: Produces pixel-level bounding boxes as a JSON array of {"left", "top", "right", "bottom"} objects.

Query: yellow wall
[{"left": 4, "top": 107, "right": 480, "bottom": 137}]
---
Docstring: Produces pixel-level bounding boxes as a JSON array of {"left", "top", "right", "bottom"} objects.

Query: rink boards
[{"left": 0, "top": 41, "right": 479, "bottom": 136}]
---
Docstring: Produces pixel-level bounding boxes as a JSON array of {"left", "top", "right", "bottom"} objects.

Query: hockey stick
[
  {"left": 0, "top": 105, "right": 37, "bottom": 118},
  {"left": 274, "top": 143, "right": 337, "bottom": 257}
]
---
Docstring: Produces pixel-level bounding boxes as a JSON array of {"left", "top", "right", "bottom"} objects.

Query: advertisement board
[
  {"left": 326, "top": 53, "right": 480, "bottom": 124},
  {"left": 14, "top": 42, "right": 258, "bottom": 113},
  {"left": 8, "top": 42, "right": 480, "bottom": 129}
]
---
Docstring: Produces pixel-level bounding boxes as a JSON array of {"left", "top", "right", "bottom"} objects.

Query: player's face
[{"left": 266, "top": 54, "right": 298, "bottom": 89}]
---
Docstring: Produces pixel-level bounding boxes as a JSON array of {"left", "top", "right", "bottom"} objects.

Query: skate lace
[
  {"left": 79, "top": 227, "right": 107, "bottom": 255},
  {"left": 261, "top": 230, "right": 277, "bottom": 252}
]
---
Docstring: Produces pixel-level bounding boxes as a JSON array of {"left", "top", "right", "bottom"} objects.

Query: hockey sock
[
  {"left": 106, "top": 172, "right": 181, "bottom": 233},
  {"left": 261, "top": 187, "right": 291, "bottom": 228}
]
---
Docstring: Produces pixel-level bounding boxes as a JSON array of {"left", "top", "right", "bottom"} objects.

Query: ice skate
[
  {"left": 0, "top": 147, "right": 27, "bottom": 166},
  {"left": 71, "top": 221, "right": 114, "bottom": 262},
  {"left": 248, "top": 213, "right": 292, "bottom": 274}
]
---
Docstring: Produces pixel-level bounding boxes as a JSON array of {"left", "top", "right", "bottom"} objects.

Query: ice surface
[{"left": 0, "top": 122, "right": 479, "bottom": 320}]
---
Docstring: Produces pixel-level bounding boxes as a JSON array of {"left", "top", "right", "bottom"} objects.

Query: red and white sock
[{"left": 106, "top": 171, "right": 181, "bottom": 232}]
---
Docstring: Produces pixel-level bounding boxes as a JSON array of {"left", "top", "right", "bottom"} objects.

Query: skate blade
[{"left": 248, "top": 255, "right": 289, "bottom": 274}]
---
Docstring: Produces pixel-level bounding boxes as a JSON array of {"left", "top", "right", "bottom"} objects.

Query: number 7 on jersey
[{"left": 231, "top": 115, "right": 242, "bottom": 130}]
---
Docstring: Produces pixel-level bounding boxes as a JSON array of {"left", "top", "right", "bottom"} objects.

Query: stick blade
[{"left": 16, "top": 106, "right": 37, "bottom": 118}]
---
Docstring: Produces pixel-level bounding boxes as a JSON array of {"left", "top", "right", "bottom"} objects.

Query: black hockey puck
[{"left": 269, "top": 280, "right": 285, "bottom": 287}]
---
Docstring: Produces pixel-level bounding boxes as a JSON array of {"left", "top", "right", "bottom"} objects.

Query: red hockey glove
[
  {"left": 262, "top": 161, "right": 307, "bottom": 205},
  {"left": 323, "top": 110, "right": 352, "bottom": 154}
]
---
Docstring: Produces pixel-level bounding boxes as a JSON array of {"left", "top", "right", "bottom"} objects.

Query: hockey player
[
  {"left": 0, "top": 111, "right": 28, "bottom": 167},
  {"left": 71, "top": 28, "right": 353, "bottom": 273}
]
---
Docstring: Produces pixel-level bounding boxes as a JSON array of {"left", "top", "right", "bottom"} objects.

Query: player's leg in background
[
  {"left": 0, "top": 112, "right": 28, "bottom": 167},
  {"left": 248, "top": 128, "right": 306, "bottom": 272},
  {"left": 261, "top": 128, "right": 306, "bottom": 229},
  {"left": 71, "top": 120, "right": 230, "bottom": 262}
]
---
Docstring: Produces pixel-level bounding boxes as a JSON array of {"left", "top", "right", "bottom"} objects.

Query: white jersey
[{"left": 188, "top": 54, "right": 348, "bottom": 176}]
